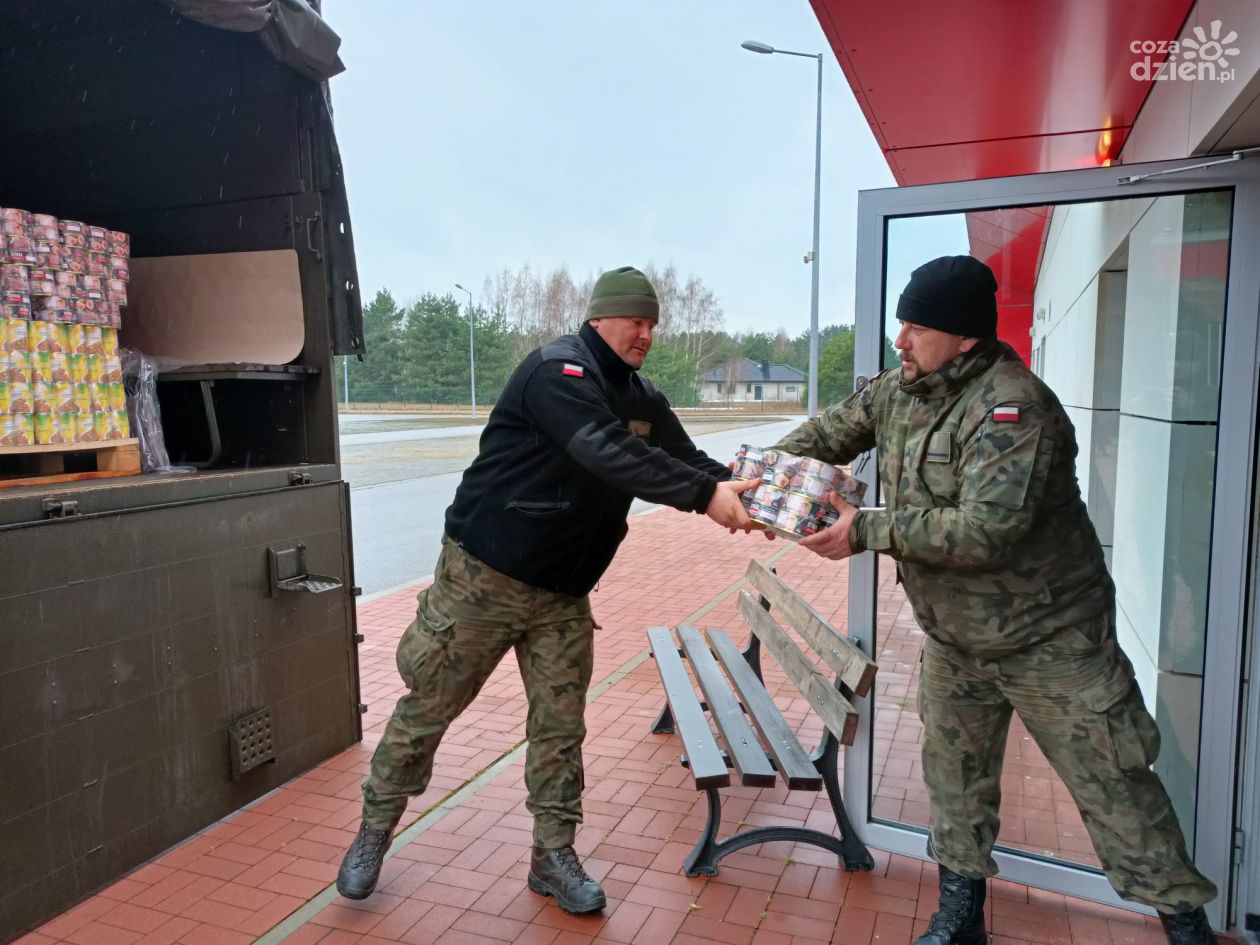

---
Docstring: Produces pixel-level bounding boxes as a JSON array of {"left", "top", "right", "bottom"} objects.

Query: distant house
[{"left": 700, "top": 359, "right": 806, "bottom": 403}]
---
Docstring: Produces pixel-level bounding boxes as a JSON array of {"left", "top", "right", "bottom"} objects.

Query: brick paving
[{"left": 19, "top": 509, "right": 1176, "bottom": 945}]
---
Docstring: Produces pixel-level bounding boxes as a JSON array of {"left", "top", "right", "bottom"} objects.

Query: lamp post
[
  {"left": 454, "top": 283, "right": 477, "bottom": 418},
  {"left": 741, "top": 39, "right": 823, "bottom": 419}
]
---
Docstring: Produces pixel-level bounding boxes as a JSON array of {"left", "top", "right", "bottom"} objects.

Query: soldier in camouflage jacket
[{"left": 775, "top": 256, "right": 1217, "bottom": 945}]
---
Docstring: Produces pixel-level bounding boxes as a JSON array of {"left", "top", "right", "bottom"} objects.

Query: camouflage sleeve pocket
[
  {"left": 969, "top": 421, "right": 1043, "bottom": 511},
  {"left": 1079, "top": 676, "right": 1161, "bottom": 772}
]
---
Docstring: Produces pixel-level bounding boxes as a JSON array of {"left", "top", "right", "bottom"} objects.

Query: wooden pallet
[{"left": 0, "top": 438, "right": 141, "bottom": 488}]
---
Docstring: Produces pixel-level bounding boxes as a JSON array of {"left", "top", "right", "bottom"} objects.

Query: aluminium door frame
[{"left": 846, "top": 155, "right": 1260, "bottom": 927}]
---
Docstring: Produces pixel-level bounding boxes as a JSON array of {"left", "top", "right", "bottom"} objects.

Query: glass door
[{"left": 843, "top": 156, "right": 1260, "bottom": 927}]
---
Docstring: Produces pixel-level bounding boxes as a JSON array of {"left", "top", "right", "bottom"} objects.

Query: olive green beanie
[{"left": 585, "top": 266, "right": 659, "bottom": 321}]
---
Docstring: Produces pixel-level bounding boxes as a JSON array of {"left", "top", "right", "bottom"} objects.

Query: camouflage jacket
[{"left": 775, "top": 339, "right": 1114, "bottom": 655}]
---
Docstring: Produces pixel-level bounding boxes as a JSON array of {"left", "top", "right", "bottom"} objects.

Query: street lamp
[
  {"left": 454, "top": 283, "right": 477, "bottom": 418},
  {"left": 742, "top": 39, "right": 824, "bottom": 419}
]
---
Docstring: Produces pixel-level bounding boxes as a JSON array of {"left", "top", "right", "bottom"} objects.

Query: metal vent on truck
[{"left": 228, "top": 708, "right": 277, "bottom": 780}]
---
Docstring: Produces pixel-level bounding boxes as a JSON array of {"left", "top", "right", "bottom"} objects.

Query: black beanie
[{"left": 895, "top": 255, "right": 998, "bottom": 338}]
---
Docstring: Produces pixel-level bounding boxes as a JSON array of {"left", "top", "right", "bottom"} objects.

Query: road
[{"left": 341, "top": 413, "right": 805, "bottom": 597}]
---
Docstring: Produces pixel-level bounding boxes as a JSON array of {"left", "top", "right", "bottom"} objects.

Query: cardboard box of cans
[
  {"left": 0, "top": 318, "right": 129, "bottom": 446},
  {"left": 1, "top": 206, "right": 128, "bottom": 329},
  {"left": 732, "top": 445, "right": 867, "bottom": 540}
]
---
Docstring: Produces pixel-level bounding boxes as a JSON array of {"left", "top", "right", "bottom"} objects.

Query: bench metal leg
[
  {"left": 682, "top": 728, "right": 874, "bottom": 876},
  {"left": 684, "top": 785, "right": 871, "bottom": 877},
  {"left": 651, "top": 704, "right": 675, "bottom": 735}
]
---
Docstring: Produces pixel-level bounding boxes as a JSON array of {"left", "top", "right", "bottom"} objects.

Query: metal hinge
[
  {"left": 42, "top": 498, "right": 81, "bottom": 519},
  {"left": 353, "top": 633, "right": 364, "bottom": 644},
  {"left": 288, "top": 470, "right": 312, "bottom": 486},
  {"left": 352, "top": 586, "right": 363, "bottom": 597},
  {"left": 357, "top": 703, "right": 368, "bottom": 714}
]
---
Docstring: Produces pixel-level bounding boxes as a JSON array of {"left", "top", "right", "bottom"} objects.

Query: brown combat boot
[
  {"left": 913, "top": 864, "right": 987, "bottom": 945},
  {"left": 336, "top": 822, "right": 393, "bottom": 900},
  {"left": 527, "top": 845, "right": 606, "bottom": 914},
  {"left": 1159, "top": 908, "right": 1218, "bottom": 944}
]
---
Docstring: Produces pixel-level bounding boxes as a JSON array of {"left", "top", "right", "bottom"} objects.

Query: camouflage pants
[
  {"left": 917, "top": 614, "right": 1217, "bottom": 913},
  {"left": 361, "top": 536, "right": 595, "bottom": 849}
]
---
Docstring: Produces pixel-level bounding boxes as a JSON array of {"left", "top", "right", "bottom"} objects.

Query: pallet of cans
[
  {"left": 1, "top": 206, "right": 131, "bottom": 447},
  {"left": 732, "top": 444, "right": 867, "bottom": 541}
]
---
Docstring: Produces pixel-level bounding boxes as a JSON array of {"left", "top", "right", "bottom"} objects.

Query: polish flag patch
[
  {"left": 562, "top": 363, "right": 584, "bottom": 377},
  {"left": 992, "top": 405, "right": 1021, "bottom": 423}
]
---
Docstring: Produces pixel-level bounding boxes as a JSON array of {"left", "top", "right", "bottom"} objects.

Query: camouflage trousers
[
  {"left": 361, "top": 536, "right": 595, "bottom": 849},
  {"left": 917, "top": 613, "right": 1217, "bottom": 913}
]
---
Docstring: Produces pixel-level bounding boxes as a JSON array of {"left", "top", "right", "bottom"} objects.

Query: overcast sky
[{"left": 323, "top": 1, "right": 896, "bottom": 336}]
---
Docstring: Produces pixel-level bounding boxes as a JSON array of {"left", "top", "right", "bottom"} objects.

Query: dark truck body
[{"left": 0, "top": 2, "right": 366, "bottom": 938}]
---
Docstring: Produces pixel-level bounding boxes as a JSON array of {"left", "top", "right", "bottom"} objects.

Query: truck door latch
[{"left": 42, "top": 498, "right": 81, "bottom": 519}]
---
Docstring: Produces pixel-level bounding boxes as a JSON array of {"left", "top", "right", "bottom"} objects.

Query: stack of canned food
[
  {"left": 732, "top": 444, "right": 866, "bottom": 539},
  {"left": 1, "top": 207, "right": 131, "bottom": 447},
  {"left": 1, "top": 320, "right": 130, "bottom": 447}
]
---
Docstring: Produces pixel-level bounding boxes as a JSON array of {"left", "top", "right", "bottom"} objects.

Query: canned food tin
[
  {"left": 29, "top": 320, "right": 66, "bottom": 353},
  {"left": 774, "top": 509, "right": 810, "bottom": 534},
  {"left": 93, "top": 410, "right": 111, "bottom": 441},
  {"left": 64, "top": 250, "right": 86, "bottom": 273},
  {"left": 107, "top": 231, "right": 130, "bottom": 256},
  {"left": 100, "top": 356, "right": 122, "bottom": 383},
  {"left": 30, "top": 352, "right": 52, "bottom": 383},
  {"left": 783, "top": 492, "right": 821, "bottom": 515},
  {"left": 0, "top": 218, "right": 29, "bottom": 238},
  {"left": 9, "top": 380, "right": 32, "bottom": 414},
  {"left": 109, "top": 261, "right": 130, "bottom": 282},
  {"left": 106, "top": 381, "right": 126, "bottom": 411},
  {"left": 110, "top": 408, "right": 131, "bottom": 439},
  {"left": 65, "top": 324, "right": 87, "bottom": 354},
  {"left": 87, "top": 235, "right": 109, "bottom": 254},
  {"left": 0, "top": 412, "right": 33, "bottom": 446},
  {"left": 34, "top": 412, "right": 55, "bottom": 445},
  {"left": 65, "top": 354, "right": 87, "bottom": 384},
  {"left": 746, "top": 484, "right": 786, "bottom": 524},
  {"left": 6, "top": 235, "right": 37, "bottom": 265},
  {"left": 86, "top": 326, "right": 104, "bottom": 355},
  {"left": 1, "top": 264, "right": 29, "bottom": 290},
  {"left": 6, "top": 350, "right": 31, "bottom": 383},
  {"left": 75, "top": 411, "right": 100, "bottom": 443},
  {"left": 31, "top": 381, "right": 54, "bottom": 414},
  {"left": 100, "top": 327, "right": 119, "bottom": 357},
  {"left": 86, "top": 356, "right": 105, "bottom": 384},
  {"left": 53, "top": 383, "right": 77, "bottom": 414},
  {"left": 1, "top": 207, "right": 32, "bottom": 225},
  {"left": 31, "top": 220, "right": 60, "bottom": 240},
  {"left": 790, "top": 473, "right": 832, "bottom": 499},
  {"left": 72, "top": 382, "right": 92, "bottom": 415},
  {"left": 3, "top": 318, "right": 28, "bottom": 352},
  {"left": 58, "top": 219, "right": 85, "bottom": 235},
  {"left": 1, "top": 302, "right": 32, "bottom": 320},
  {"left": 34, "top": 245, "right": 63, "bottom": 270},
  {"left": 86, "top": 254, "right": 107, "bottom": 277},
  {"left": 28, "top": 270, "right": 54, "bottom": 295}
]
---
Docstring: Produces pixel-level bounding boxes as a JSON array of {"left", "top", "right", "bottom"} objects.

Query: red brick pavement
[{"left": 19, "top": 510, "right": 1176, "bottom": 945}]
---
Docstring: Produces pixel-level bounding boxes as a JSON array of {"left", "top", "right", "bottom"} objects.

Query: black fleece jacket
[{"left": 444, "top": 323, "right": 729, "bottom": 596}]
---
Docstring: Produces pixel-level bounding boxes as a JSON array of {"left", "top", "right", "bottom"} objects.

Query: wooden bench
[{"left": 647, "top": 559, "right": 878, "bottom": 877}]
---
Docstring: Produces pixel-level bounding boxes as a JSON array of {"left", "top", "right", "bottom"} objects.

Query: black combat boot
[
  {"left": 1159, "top": 908, "right": 1218, "bottom": 944},
  {"left": 913, "top": 864, "right": 987, "bottom": 945},
  {"left": 335, "top": 822, "right": 393, "bottom": 900},
  {"left": 527, "top": 845, "right": 607, "bottom": 914}
]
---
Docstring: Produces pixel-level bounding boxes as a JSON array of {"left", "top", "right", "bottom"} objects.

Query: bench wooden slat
[
  {"left": 646, "top": 626, "right": 731, "bottom": 789},
  {"left": 745, "top": 560, "right": 877, "bottom": 697},
  {"left": 676, "top": 625, "right": 777, "bottom": 788},
  {"left": 707, "top": 628, "right": 822, "bottom": 790},
  {"left": 737, "top": 591, "right": 859, "bottom": 746}
]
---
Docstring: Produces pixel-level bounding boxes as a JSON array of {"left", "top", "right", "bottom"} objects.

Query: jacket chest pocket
[{"left": 917, "top": 428, "right": 962, "bottom": 504}]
